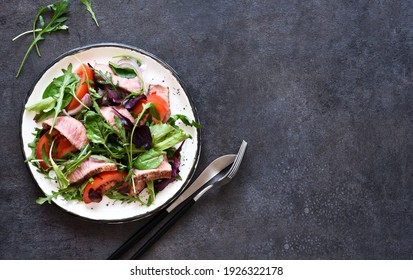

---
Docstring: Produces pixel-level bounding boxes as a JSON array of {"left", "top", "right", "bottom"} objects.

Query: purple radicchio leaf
[
  {"left": 123, "top": 94, "right": 147, "bottom": 110},
  {"left": 107, "top": 87, "right": 124, "bottom": 105},
  {"left": 132, "top": 125, "right": 152, "bottom": 150},
  {"left": 155, "top": 141, "right": 185, "bottom": 191},
  {"left": 112, "top": 107, "right": 134, "bottom": 130}
]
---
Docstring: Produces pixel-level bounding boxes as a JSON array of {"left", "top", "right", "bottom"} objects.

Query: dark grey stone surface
[{"left": 1, "top": 0, "right": 412, "bottom": 259}]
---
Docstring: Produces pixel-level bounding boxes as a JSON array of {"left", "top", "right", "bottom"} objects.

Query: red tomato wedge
[
  {"left": 83, "top": 171, "right": 127, "bottom": 204},
  {"left": 147, "top": 93, "right": 170, "bottom": 123},
  {"left": 132, "top": 98, "right": 148, "bottom": 118},
  {"left": 132, "top": 92, "right": 170, "bottom": 123},
  {"left": 35, "top": 130, "right": 77, "bottom": 170},
  {"left": 65, "top": 64, "right": 94, "bottom": 111},
  {"left": 54, "top": 135, "right": 78, "bottom": 158},
  {"left": 35, "top": 130, "right": 58, "bottom": 170}
]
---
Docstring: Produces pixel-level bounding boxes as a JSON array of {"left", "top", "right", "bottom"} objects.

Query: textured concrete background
[{"left": 1, "top": 0, "right": 412, "bottom": 259}]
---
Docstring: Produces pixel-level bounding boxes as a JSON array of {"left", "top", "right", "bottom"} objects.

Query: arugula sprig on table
[
  {"left": 81, "top": 0, "right": 99, "bottom": 27},
  {"left": 13, "top": 0, "right": 100, "bottom": 78},
  {"left": 14, "top": 0, "right": 69, "bottom": 78}
]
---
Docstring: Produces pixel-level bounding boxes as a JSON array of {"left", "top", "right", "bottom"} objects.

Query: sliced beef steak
[
  {"left": 67, "top": 157, "right": 118, "bottom": 184},
  {"left": 42, "top": 116, "right": 89, "bottom": 150}
]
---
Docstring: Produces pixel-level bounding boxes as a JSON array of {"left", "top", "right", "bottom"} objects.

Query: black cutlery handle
[
  {"left": 107, "top": 209, "right": 169, "bottom": 260},
  {"left": 129, "top": 199, "right": 196, "bottom": 259}
]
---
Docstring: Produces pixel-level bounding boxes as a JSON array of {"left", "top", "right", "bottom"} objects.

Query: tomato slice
[
  {"left": 132, "top": 99, "right": 148, "bottom": 118},
  {"left": 83, "top": 171, "right": 127, "bottom": 204},
  {"left": 54, "top": 134, "right": 78, "bottom": 158},
  {"left": 65, "top": 64, "right": 94, "bottom": 111},
  {"left": 35, "top": 130, "right": 77, "bottom": 170},
  {"left": 147, "top": 93, "right": 170, "bottom": 123},
  {"left": 132, "top": 92, "right": 170, "bottom": 123},
  {"left": 35, "top": 130, "right": 58, "bottom": 170}
]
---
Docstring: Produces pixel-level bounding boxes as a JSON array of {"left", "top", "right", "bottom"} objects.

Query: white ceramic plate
[{"left": 21, "top": 43, "right": 200, "bottom": 223}]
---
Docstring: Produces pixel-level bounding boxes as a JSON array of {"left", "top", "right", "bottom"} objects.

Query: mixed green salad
[{"left": 25, "top": 56, "right": 200, "bottom": 206}]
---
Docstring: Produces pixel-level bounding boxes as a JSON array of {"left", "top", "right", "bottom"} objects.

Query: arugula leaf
[
  {"left": 63, "top": 146, "right": 91, "bottom": 175},
  {"left": 134, "top": 149, "right": 165, "bottom": 170},
  {"left": 113, "top": 116, "right": 128, "bottom": 141},
  {"left": 59, "top": 185, "right": 84, "bottom": 201},
  {"left": 41, "top": 144, "right": 51, "bottom": 169},
  {"left": 109, "top": 62, "right": 137, "bottom": 79},
  {"left": 80, "top": 0, "right": 99, "bottom": 27},
  {"left": 14, "top": 0, "right": 69, "bottom": 77},
  {"left": 49, "top": 64, "right": 79, "bottom": 132},
  {"left": 92, "top": 68, "right": 121, "bottom": 91},
  {"left": 168, "top": 114, "right": 202, "bottom": 128},
  {"left": 36, "top": 191, "right": 58, "bottom": 205},
  {"left": 105, "top": 190, "right": 147, "bottom": 205},
  {"left": 146, "top": 180, "right": 156, "bottom": 206},
  {"left": 36, "top": 185, "right": 83, "bottom": 205},
  {"left": 84, "top": 111, "right": 127, "bottom": 160},
  {"left": 26, "top": 128, "right": 43, "bottom": 162},
  {"left": 49, "top": 140, "right": 70, "bottom": 189},
  {"left": 84, "top": 111, "right": 108, "bottom": 145}
]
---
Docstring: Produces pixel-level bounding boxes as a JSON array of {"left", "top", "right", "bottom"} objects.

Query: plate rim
[{"left": 20, "top": 42, "right": 201, "bottom": 224}]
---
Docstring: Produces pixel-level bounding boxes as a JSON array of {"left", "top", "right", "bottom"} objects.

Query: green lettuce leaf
[
  {"left": 150, "top": 123, "right": 191, "bottom": 151},
  {"left": 25, "top": 96, "right": 56, "bottom": 113},
  {"left": 134, "top": 149, "right": 165, "bottom": 170}
]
